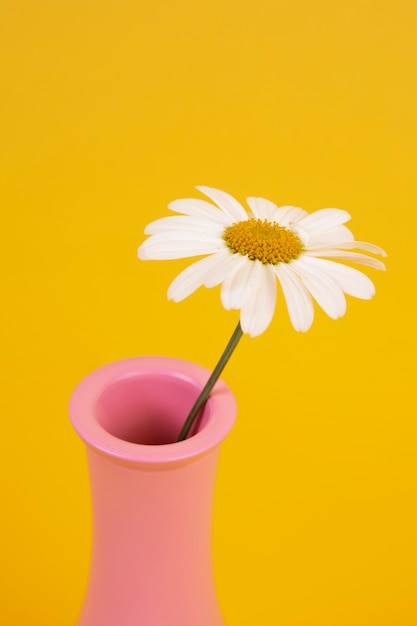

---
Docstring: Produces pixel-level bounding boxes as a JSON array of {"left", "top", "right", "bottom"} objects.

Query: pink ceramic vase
[{"left": 69, "top": 356, "right": 236, "bottom": 626}]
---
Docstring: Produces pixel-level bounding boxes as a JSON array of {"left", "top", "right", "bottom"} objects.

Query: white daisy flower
[{"left": 138, "top": 186, "right": 386, "bottom": 337}]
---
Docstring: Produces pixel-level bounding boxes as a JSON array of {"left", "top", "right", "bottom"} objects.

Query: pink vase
[{"left": 69, "top": 356, "right": 236, "bottom": 626}]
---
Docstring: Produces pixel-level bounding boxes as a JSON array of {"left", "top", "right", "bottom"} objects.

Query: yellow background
[{"left": 1, "top": 1, "right": 416, "bottom": 624}]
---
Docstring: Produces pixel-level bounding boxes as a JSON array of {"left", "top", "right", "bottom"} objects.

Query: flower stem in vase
[{"left": 177, "top": 321, "right": 243, "bottom": 441}]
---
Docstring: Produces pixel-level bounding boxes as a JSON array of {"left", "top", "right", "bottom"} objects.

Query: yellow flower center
[{"left": 223, "top": 218, "right": 303, "bottom": 264}]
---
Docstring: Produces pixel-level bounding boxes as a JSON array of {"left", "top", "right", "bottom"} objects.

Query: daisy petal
[
  {"left": 221, "top": 258, "right": 262, "bottom": 310},
  {"left": 246, "top": 197, "right": 279, "bottom": 221},
  {"left": 307, "top": 225, "right": 355, "bottom": 246},
  {"left": 240, "top": 264, "right": 277, "bottom": 337},
  {"left": 291, "top": 258, "right": 347, "bottom": 319},
  {"left": 137, "top": 232, "right": 225, "bottom": 260},
  {"left": 273, "top": 205, "right": 309, "bottom": 227},
  {"left": 168, "top": 198, "right": 232, "bottom": 225},
  {"left": 305, "top": 249, "right": 386, "bottom": 270},
  {"left": 145, "top": 215, "right": 224, "bottom": 236},
  {"left": 298, "top": 256, "right": 376, "bottom": 299},
  {"left": 204, "top": 251, "right": 247, "bottom": 288},
  {"left": 273, "top": 263, "right": 314, "bottom": 332},
  {"left": 330, "top": 241, "right": 387, "bottom": 256},
  {"left": 196, "top": 186, "right": 248, "bottom": 222},
  {"left": 167, "top": 253, "right": 227, "bottom": 301},
  {"left": 297, "top": 208, "right": 351, "bottom": 234}
]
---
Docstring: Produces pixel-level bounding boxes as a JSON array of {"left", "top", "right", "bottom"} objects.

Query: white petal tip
[
  {"left": 298, "top": 322, "right": 313, "bottom": 332},
  {"left": 166, "top": 288, "right": 182, "bottom": 303}
]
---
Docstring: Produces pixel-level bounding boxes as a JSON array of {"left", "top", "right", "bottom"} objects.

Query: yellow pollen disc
[{"left": 223, "top": 218, "right": 303, "bottom": 264}]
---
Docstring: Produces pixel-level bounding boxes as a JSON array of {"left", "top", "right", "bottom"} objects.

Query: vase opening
[{"left": 94, "top": 373, "right": 209, "bottom": 445}]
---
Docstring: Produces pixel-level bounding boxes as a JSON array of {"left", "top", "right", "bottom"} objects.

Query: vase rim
[{"left": 69, "top": 356, "right": 237, "bottom": 467}]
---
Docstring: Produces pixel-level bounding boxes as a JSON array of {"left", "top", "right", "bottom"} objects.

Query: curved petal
[
  {"left": 168, "top": 198, "right": 232, "bottom": 225},
  {"left": 246, "top": 197, "right": 279, "bottom": 221},
  {"left": 273, "top": 263, "right": 314, "bottom": 332},
  {"left": 167, "top": 253, "right": 226, "bottom": 301},
  {"left": 328, "top": 240, "right": 387, "bottom": 256},
  {"left": 307, "top": 225, "right": 355, "bottom": 246},
  {"left": 196, "top": 186, "right": 249, "bottom": 222},
  {"left": 291, "top": 258, "right": 347, "bottom": 319},
  {"left": 297, "top": 256, "right": 376, "bottom": 299},
  {"left": 305, "top": 249, "right": 386, "bottom": 270},
  {"left": 240, "top": 264, "right": 277, "bottom": 337},
  {"left": 204, "top": 251, "right": 247, "bottom": 287},
  {"left": 220, "top": 258, "right": 262, "bottom": 310},
  {"left": 273, "top": 205, "right": 309, "bottom": 227},
  {"left": 145, "top": 215, "right": 225, "bottom": 237},
  {"left": 137, "top": 232, "right": 226, "bottom": 260},
  {"left": 296, "top": 208, "right": 351, "bottom": 234}
]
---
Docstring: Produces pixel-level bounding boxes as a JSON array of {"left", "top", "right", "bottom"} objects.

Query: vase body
[{"left": 69, "top": 356, "right": 236, "bottom": 626}]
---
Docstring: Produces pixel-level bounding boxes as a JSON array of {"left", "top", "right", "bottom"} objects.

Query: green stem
[{"left": 176, "top": 321, "right": 244, "bottom": 442}]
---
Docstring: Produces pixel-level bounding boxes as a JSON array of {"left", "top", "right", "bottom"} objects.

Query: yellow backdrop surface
[{"left": 1, "top": 1, "right": 416, "bottom": 624}]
